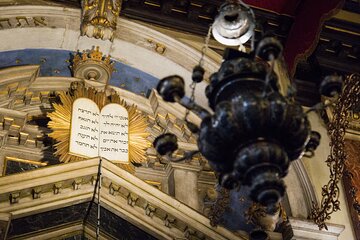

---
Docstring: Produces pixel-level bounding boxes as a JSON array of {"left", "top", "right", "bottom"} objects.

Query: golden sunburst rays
[{"left": 47, "top": 82, "right": 150, "bottom": 173}]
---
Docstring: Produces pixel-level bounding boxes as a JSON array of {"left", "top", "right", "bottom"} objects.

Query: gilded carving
[
  {"left": 81, "top": 0, "right": 122, "bottom": 41},
  {"left": 147, "top": 39, "right": 167, "bottom": 55},
  {"left": 72, "top": 46, "right": 114, "bottom": 85},
  {"left": 47, "top": 82, "right": 150, "bottom": 173}
]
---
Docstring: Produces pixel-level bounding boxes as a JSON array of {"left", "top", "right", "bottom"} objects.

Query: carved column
[{"left": 170, "top": 162, "right": 202, "bottom": 211}]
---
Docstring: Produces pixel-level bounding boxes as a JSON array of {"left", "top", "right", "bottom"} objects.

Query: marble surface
[
  {"left": 87, "top": 203, "right": 157, "bottom": 240},
  {"left": 8, "top": 203, "right": 88, "bottom": 237},
  {"left": 8, "top": 202, "right": 157, "bottom": 239},
  {"left": 4, "top": 160, "right": 41, "bottom": 175}
]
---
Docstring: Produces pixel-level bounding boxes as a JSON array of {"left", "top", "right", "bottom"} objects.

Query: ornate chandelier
[
  {"left": 154, "top": 38, "right": 324, "bottom": 209},
  {"left": 152, "top": 0, "right": 355, "bottom": 233}
]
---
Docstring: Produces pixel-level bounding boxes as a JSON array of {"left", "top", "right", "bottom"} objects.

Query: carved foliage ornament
[
  {"left": 81, "top": 0, "right": 122, "bottom": 41},
  {"left": 310, "top": 73, "right": 360, "bottom": 229}
]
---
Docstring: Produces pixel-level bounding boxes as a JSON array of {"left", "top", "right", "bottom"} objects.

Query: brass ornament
[
  {"left": 310, "top": 73, "right": 360, "bottom": 229},
  {"left": 72, "top": 46, "right": 114, "bottom": 85},
  {"left": 81, "top": 0, "right": 122, "bottom": 41},
  {"left": 47, "top": 82, "right": 150, "bottom": 172}
]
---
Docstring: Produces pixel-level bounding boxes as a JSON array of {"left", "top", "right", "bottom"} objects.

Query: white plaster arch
[{"left": 0, "top": 5, "right": 221, "bottom": 108}]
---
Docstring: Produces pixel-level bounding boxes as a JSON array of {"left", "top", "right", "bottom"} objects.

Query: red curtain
[{"left": 244, "top": 0, "right": 344, "bottom": 75}]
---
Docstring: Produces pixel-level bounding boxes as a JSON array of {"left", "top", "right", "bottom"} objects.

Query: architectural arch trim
[{"left": 0, "top": 5, "right": 222, "bottom": 108}]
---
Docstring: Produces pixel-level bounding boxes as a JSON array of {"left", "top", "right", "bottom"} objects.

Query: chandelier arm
[
  {"left": 168, "top": 150, "right": 200, "bottom": 162},
  {"left": 261, "top": 55, "right": 275, "bottom": 97},
  {"left": 179, "top": 99, "right": 211, "bottom": 120},
  {"left": 309, "top": 73, "right": 360, "bottom": 230}
]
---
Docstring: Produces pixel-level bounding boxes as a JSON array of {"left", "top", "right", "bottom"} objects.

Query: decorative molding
[
  {"left": 291, "top": 160, "right": 318, "bottom": 216},
  {"left": 0, "top": 158, "right": 247, "bottom": 240}
]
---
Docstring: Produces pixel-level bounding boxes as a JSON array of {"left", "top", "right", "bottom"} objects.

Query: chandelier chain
[
  {"left": 310, "top": 73, "right": 360, "bottom": 230},
  {"left": 184, "top": 25, "right": 212, "bottom": 122},
  {"left": 96, "top": 158, "right": 102, "bottom": 239},
  {"left": 184, "top": 82, "right": 196, "bottom": 122},
  {"left": 199, "top": 25, "right": 212, "bottom": 67}
]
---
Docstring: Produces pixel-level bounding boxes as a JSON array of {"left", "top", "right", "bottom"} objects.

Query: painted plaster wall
[
  {"left": 0, "top": 49, "right": 159, "bottom": 96},
  {"left": 304, "top": 112, "right": 356, "bottom": 240}
]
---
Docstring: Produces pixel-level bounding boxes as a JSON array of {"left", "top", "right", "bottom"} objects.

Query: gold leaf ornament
[{"left": 48, "top": 83, "right": 150, "bottom": 172}]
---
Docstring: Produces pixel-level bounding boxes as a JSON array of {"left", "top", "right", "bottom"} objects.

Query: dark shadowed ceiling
[{"left": 0, "top": 0, "right": 359, "bottom": 106}]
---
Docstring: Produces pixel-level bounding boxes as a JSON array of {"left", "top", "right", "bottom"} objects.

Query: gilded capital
[{"left": 81, "top": 0, "right": 122, "bottom": 41}]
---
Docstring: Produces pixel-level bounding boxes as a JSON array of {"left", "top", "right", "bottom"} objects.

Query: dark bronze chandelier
[
  {"left": 154, "top": 41, "right": 326, "bottom": 209},
  {"left": 153, "top": 0, "right": 343, "bottom": 224}
]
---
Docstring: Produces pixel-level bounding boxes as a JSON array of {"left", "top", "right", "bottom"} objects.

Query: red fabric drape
[{"left": 283, "top": 0, "right": 344, "bottom": 76}]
